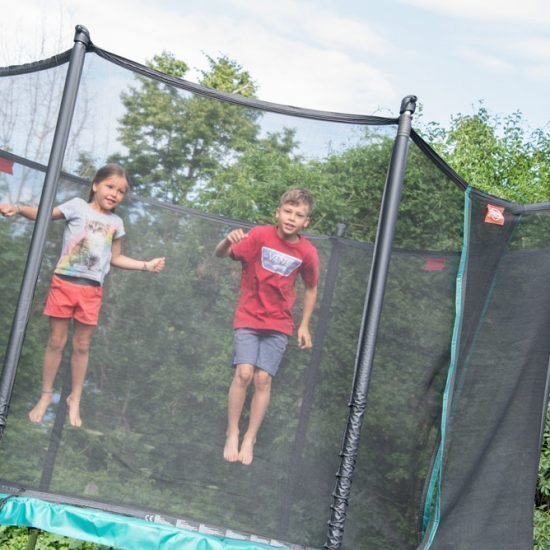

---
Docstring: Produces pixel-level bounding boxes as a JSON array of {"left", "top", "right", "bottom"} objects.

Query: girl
[{"left": 0, "top": 164, "right": 165, "bottom": 427}]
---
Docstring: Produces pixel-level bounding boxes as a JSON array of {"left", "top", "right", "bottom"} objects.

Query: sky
[{"left": 1, "top": 0, "right": 549, "bottom": 130}]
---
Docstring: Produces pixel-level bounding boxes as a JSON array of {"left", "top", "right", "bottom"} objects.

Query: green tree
[
  {"left": 111, "top": 52, "right": 260, "bottom": 204},
  {"left": 420, "top": 104, "right": 550, "bottom": 204}
]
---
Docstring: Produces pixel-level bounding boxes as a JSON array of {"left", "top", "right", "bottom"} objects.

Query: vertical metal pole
[
  {"left": 278, "top": 223, "right": 347, "bottom": 536},
  {"left": 324, "top": 95, "right": 417, "bottom": 549},
  {"left": 26, "top": 528, "right": 40, "bottom": 550},
  {"left": 0, "top": 25, "right": 91, "bottom": 439},
  {"left": 38, "top": 364, "right": 72, "bottom": 490}
]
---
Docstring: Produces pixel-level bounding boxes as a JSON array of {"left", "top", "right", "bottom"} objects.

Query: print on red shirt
[{"left": 261, "top": 246, "right": 302, "bottom": 276}]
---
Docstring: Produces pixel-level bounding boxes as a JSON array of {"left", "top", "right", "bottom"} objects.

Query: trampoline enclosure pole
[
  {"left": 325, "top": 95, "right": 417, "bottom": 549},
  {"left": 26, "top": 528, "right": 40, "bottom": 550},
  {"left": 0, "top": 25, "right": 90, "bottom": 439}
]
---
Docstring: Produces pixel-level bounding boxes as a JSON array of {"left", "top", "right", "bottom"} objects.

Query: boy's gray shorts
[{"left": 233, "top": 328, "right": 289, "bottom": 376}]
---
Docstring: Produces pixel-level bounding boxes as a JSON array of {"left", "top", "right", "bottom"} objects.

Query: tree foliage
[
  {"left": 420, "top": 104, "right": 550, "bottom": 204},
  {"left": 110, "top": 52, "right": 259, "bottom": 205}
]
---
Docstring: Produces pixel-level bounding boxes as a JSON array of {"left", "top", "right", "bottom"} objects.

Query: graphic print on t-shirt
[
  {"left": 261, "top": 246, "right": 302, "bottom": 277},
  {"left": 59, "top": 219, "right": 116, "bottom": 274}
]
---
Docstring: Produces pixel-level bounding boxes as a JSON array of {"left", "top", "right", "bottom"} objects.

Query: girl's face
[{"left": 91, "top": 175, "right": 128, "bottom": 213}]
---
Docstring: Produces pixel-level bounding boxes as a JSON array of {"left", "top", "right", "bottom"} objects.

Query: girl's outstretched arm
[
  {"left": 110, "top": 238, "right": 165, "bottom": 272},
  {"left": 0, "top": 203, "right": 63, "bottom": 220}
]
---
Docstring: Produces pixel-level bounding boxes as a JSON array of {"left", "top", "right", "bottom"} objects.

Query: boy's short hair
[{"left": 279, "top": 188, "right": 314, "bottom": 215}]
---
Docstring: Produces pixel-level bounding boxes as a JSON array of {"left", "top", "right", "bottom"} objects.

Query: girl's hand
[
  {"left": 0, "top": 203, "right": 18, "bottom": 217},
  {"left": 145, "top": 257, "right": 166, "bottom": 273}
]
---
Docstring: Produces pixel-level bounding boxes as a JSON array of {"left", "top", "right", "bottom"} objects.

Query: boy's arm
[
  {"left": 0, "top": 203, "right": 63, "bottom": 220},
  {"left": 214, "top": 228, "right": 248, "bottom": 258},
  {"left": 110, "top": 238, "right": 166, "bottom": 272},
  {"left": 297, "top": 285, "right": 318, "bottom": 349}
]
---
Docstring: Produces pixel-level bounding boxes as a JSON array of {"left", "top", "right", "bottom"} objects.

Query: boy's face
[{"left": 275, "top": 201, "right": 310, "bottom": 241}]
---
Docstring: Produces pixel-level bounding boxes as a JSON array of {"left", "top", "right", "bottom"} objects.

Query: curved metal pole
[
  {"left": 0, "top": 25, "right": 91, "bottom": 440},
  {"left": 324, "top": 95, "right": 417, "bottom": 549}
]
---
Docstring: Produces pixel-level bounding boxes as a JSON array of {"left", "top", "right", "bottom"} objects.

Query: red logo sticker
[
  {"left": 423, "top": 258, "right": 446, "bottom": 271},
  {"left": 0, "top": 157, "right": 14, "bottom": 175},
  {"left": 485, "top": 204, "right": 505, "bottom": 226}
]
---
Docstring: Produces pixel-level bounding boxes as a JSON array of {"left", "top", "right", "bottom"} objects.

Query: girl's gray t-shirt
[{"left": 54, "top": 197, "right": 126, "bottom": 285}]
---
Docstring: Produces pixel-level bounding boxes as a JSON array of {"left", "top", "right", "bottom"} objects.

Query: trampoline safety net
[{"left": 0, "top": 28, "right": 548, "bottom": 550}]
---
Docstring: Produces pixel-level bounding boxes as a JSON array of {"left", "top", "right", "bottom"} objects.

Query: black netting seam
[
  {"left": 411, "top": 129, "right": 550, "bottom": 213},
  {"left": 0, "top": 148, "right": 327, "bottom": 237},
  {"left": 468, "top": 187, "right": 550, "bottom": 213},
  {"left": 0, "top": 50, "right": 72, "bottom": 77},
  {"left": 410, "top": 129, "right": 468, "bottom": 192},
  {"left": 0, "top": 149, "right": 84, "bottom": 185},
  {"left": 90, "top": 45, "right": 399, "bottom": 126},
  {"left": 0, "top": 148, "right": 495, "bottom": 256}
]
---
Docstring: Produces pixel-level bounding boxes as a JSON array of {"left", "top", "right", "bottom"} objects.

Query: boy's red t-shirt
[{"left": 230, "top": 225, "right": 319, "bottom": 335}]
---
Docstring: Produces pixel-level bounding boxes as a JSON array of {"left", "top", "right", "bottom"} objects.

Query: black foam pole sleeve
[
  {"left": 324, "top": 95, "right": 417, "bottom": 549},
  {"left": 0, "top": 25, "right": 91, "bottom": 440}
]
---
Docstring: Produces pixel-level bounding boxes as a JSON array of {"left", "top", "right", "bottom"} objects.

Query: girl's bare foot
[
  {"left": 28, "top": 391, "right": 53, "bottom": 423},
  {"left": 238, "top": 437, "right": 256, "bottom": 466},
  {"left": 66, "top": 394, "right": 82, "bottom": 427},
  {"left": 223, "top": 432, "right": 240, "bottom": 462}
]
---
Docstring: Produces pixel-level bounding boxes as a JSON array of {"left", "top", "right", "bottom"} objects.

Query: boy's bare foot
[
  {"left": 223, "top": 432, "right": 240, "bottom": 462},
  {"left": 66, "top": 395, "right": 82, "bottom": 427},
  {"left": 238, "top": 437, "right": 256, "bottom": 466},
  {"left": 28, "top": 391, "right": 53, "bottom": 423}
]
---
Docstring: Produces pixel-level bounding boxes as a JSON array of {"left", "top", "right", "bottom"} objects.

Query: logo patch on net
[
  {"left": 423, "top": 257, "right": 446, "bottom": 271},
  {"left": 485, "top": 204, "right": 505, "bottom": 226},
  {"left": 261, "top": 247, "right": 302, "bottom": 276}
]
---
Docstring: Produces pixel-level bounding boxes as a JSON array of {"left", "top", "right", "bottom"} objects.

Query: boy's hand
[
  {"left": 145, "top": 257, "right": 166, "bottom": 273},
  {"left": 297, "top": 326, "right": 312, "bottom": 349},
  {"left": 0, "top": 203, "right": 17, "bottom": 217},
  {"left": 214, "top": 228, "right": 247, "bottom": 257},
  {"left": 226, "top": 228, "right": 248, "bottom": 245}
]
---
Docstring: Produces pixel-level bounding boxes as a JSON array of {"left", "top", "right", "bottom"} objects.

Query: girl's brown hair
[{"left": 88, "top": 164, "right": 129, "bottom": 202}]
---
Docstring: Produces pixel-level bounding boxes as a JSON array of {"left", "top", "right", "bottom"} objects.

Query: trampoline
[{"left": 0, "top": 25, "right": 548, "bottom": 550}]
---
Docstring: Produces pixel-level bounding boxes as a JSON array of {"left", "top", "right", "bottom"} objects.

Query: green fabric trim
[
  {"left": 0, "top": 493, "right": 286, "bottom": 550},
  {"left": 420, "top": 187, "right": 472, "bottom": 547},
  {"left": 451, "top": 213, "right": 521, "bottom": 403}
]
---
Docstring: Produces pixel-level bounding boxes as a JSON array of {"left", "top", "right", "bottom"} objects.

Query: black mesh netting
[
  {"left": 0, "top": 45, "right": 548, "bottom": 550},
  {"left": 419, "top": 192, "right": 550, "bottom": 550}
]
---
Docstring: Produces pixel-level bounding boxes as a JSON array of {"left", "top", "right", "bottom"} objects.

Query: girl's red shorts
[{"left": 43, "top": 275, "right": 103, "bottom": 326}]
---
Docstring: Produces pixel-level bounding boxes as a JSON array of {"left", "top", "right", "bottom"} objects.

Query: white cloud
[
  {"left": 237, "top": 31, "right": 397, "bottom": 113},
  {"left": 457, "top": 46, "right": 515, "bottom": 75},
  {"left": 453, "top": 33, "right": 550, "bottom": 77},
  {"left": 397, "top": 0, "right": 550, "bottom": 80},
  {"left": 2, "top": 0, "right": 396, "bottom": 114},
  {"left": 509, "top": 36, "right": 550, "bottom": 61},
  {"left": 224, "top": 0, "right": 392, "bottom": 55},
  {"left": 5, "top": 0, "right": 547, "bottom": 127},
  {"left": 400, "top": 0, "right": 550, "bottom": 27},
  {"left": 525, "top": 65, "right": 550, "bottom": 81}
]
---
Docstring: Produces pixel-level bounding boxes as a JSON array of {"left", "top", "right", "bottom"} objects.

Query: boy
[{"left": 214, "top": 188, "right": 319, "bottom": 465}]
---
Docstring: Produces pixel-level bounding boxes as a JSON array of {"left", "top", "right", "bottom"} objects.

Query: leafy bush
[{"left": 0, "top": 526, "right": 109, "bottom": 549}]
